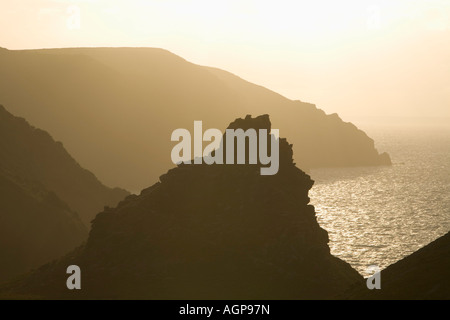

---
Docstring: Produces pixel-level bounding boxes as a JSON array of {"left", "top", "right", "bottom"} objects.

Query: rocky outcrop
[
  {"left": 344, "top": 231, "right": 450, "bottom": 300},
  {"left": 0, "top": 47, "right": 391, "bottom": 192},
  {"left": 0, "top": 105, "right": 129, "bottom": 225},
  {"left": 1, "top": 115, "right": 363, "bottom": 299}
]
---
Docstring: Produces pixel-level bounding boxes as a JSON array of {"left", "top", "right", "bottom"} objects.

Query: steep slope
[
  {"left": 0, "top": 105, "right": 129, "bottom": 225},
  {"left": 344, "top": 231, "right": 450, "bottom": 300},
  {"left": 0, "top": 115, "right": 363, "bottom": 300},
  {"left": 0, "top": 171, "right": 87, "bottom": 284},
  {"left": 0, "top": 47, "right": 390, "bottom": 192}
]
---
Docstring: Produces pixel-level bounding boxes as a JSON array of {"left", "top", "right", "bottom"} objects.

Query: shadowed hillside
[
  {"left": 0, "top": 47, "right": 390, "bottom": 192},
  {"left": 0, "top": 105, "right": 129, "bottom": 225},
  {"left": 0, "top": 171, "right": 87, "bottom": 284},
  {"left": 0, "top": 105, "right": 131, "bottom": 283},
  {"left": 0, "top": 115, "right": 363, "bottom": 300}
]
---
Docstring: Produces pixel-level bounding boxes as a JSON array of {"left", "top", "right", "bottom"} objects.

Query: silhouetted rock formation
[
  {"left": 220, "top": 114, "right": 293, "bottom": 168},
  {"left": 344, "top": 231, "right": 450, "bottom": 300},
  {"left": 0, "top": 105, "right": 129, "bottom": 225},
  {"left": 0, "top": 47, "right": 391, "bottom": 192},
  {"left": 0, "top": 115, "right": 362, "bottom": 300}
]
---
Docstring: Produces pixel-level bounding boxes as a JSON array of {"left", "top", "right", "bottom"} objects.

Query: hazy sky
[{"left": 1, "top": 0, "right": 449, "bottom": 125}]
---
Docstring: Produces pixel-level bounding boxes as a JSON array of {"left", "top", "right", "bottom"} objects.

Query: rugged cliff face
[
  {"left": 344, "top": 231, "right": 450, "bottom": 300},
  {"left": 0, "top": 105, "right": 129, "bottom": 225},
  {"left": 1, "top": 115, "right": 363, "bottom": 299},
  {"left": 0, "top": 47, "right": 391, "bottom": 192}
]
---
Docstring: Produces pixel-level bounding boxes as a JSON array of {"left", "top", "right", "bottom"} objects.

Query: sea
[{"left": 309, "top": 124, "right": 450, "bottom": 277}]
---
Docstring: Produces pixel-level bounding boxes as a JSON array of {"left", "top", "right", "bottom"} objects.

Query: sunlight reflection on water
[{"left": 309, "top": 127, "right": 450, "bottom": 277}]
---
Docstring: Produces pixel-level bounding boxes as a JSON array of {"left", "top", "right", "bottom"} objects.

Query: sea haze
[{"left": 310, "top": 125, "right": 450, "bottom": 277}]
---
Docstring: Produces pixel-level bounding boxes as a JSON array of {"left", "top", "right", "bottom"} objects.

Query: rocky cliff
[
  {"left": 0, "top": 115, "right": 363, "bottom": 299},
  {"left": 0, "top": 47, "right": 391, "bottom": 192}
]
